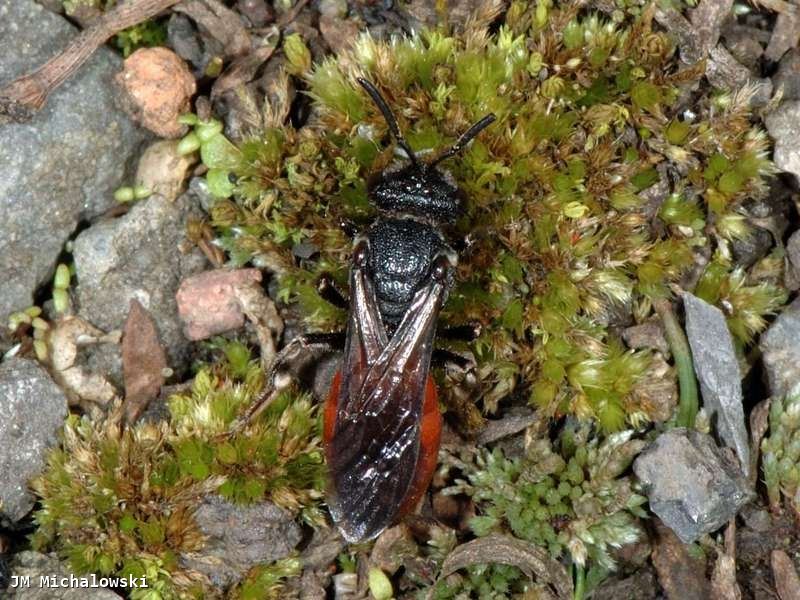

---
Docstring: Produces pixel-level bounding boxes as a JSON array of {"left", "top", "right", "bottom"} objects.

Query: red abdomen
[{"left": 323, "top": 371, "right": 442, "bottom": 522}]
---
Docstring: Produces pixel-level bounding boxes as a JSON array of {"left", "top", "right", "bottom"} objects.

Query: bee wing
[{"left": 326, "top": 269, "right": 445, "bottom": 542}]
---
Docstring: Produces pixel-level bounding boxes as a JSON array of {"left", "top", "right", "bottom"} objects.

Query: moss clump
[
  {"left": 442, "top": 425, "right": 644, "bottom": 589},
  {"left": 762, "top": 388, "right": 800, "bottom": 516},
  {"left": 695, "top": 251, "right": 787, "bottom": 348},
  {"left": 229, "top": 557, "right": 302, "bottom": 600},
  {"left": 199, "top": 2, "right": 779, "bottom": 432},
  {"left": 31, "top": 358, "right": 324, "bottom": 599}
]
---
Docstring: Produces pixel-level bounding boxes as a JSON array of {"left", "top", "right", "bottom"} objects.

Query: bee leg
[
  {"left": 438, "top": 322, "right": 482, "bottom": 342},
  {"left": 431, "top": 348, "right": 473, "bottom": 370},
  {"left": 317, "top": 273, "right": 349, "bottom": 309},
  {"left": 230, "top": 332, "right": 346, "bottom": 432},
  {"left": 339, "top": 217, "right": 360, "bottom": 239}
]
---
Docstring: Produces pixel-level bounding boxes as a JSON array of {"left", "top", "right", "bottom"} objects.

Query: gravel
[{"left": 0, "top": 0, "right": 148, "bottom": 323}]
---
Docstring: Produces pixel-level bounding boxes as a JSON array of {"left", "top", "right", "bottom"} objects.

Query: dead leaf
[
  {"left": 711, "top": 552, "right": 741, "bottom": 600},
  {"left": 765, "top": 11, "right": 800, "bottom": 63},
  {"left": 319, "top": 15, "right": 361, "bottom": 55},
  {"left": 234, "top": 279, "right": 283, "bottom": 370},
  {"left": 711, "top": 521, "right": 741, "bottom": 600},
  {"left": 211, "top": 29, "right": 279, "bottom": 100},
  {"left": 49, "top": 316, "right": 120, "bottom": 407},
  {"left": 689, "top": 0, "right": 733, "bottom": 60},
  {"left": 431, "top": 534, "right": 573, "bottom": 600},
  {"left": 122, "top": 299, "right": 167, "bottom": 424},
  {"left": 175, "top": 0, "right": 251, "bottom": 58},
  {"left": 476, "top": 408, "right": 537, "bottom": 445},
  {"left": 370, "top": 525, "right": 417, "bottom": 575},
  {"left": 772, "top": 550, "right": 800, "bottom": 600},
  {"left": 652, "top": 520, "right": 711, "bottom": 600}
]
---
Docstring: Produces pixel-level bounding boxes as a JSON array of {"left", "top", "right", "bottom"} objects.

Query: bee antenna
[
  {"left": 357, "top": 77, "right": 420, "bottom": 168},
  {"left": 430, "top": 113, "right": 496, "bottom": 167}
]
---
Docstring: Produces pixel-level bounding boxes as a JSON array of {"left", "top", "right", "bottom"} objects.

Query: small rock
[
  {"left": 0, "top": 0, "right": 147, "bottom": 323},
  {"left": 705, "top": 45, "right": 772, "bottom": 107},
  {"left": 683, "top": 292, "right": 749, "bottom": 473},
  {"left": 593, "top": 569, "right": 658, "bottom": 600},
  {"left": 188, "top": 176, "right": 216, "bottom": 212},
  {"left": 765, "top": 12, "right": 800, "bottom": 64},
  {"left": 721, "top": 25, "right": 765, "bottom": 71},
  {"left": 7, "top": 552, "right": 122, "bottom": 599},
  {"left": 176, "top": 268, "right": 263, "bottom": 340},
  {"left": 0, "top": 358, "right": 68, "bottom": 524},
  {"left": 760, "top": 297, "right": 800, "bottom": 398},
  {"left": 236, "top": 0, "right": 274, "bottom": 26},
  {"left": 651, "top": 519, "right": 711, "bottom": 600},
  {"left": 633, "top": 428, "right": 753, "bottom": 544},
  {"left": 115, "top": 47, "right": 196, "bottom": 138},
  {"left": 623, "top": 319, "right": 669, "bottom": 354},
  {"left": 731, "top": 226, "right": 772, "bottom": 269},
  {"left": 371, "top": 525, "right": 415, "bottom": 574},
  {"left": 683, "top": 292, "right": 750, "bottom": 475},
  {"left": 181, "top": 495, "right": 302, "bottom": 588},
  {"left": 766, "top": 101, "right": 800, "bottom": 182},
  {"left": 167, "top": 13, "right": 204, "bottom": 71},
  {"left": 772, "top": 549, "right": 800, "bottom": 600},
  {"left": 292, "top": 241, "right": 319, "bottom": 260},
  {"left": 319, "top": 0, "right": 347, "bottom": 18},
  {"left": 73, "top": 194, "right": 207, "bottom": 378},
  {"left": 786, "top": 230, "right": 800, "bottom": 291},
  {"left": 135, "top": 140, "right": 196, "bottom": 203},
  {"left": 689, "top": 0, "right": 733, "bottom": 60},
  {"left": 320, "top": 15, "right": 361, "bottom": 54},
  {"left": 774, "top": 49, "right": 800, "bottom": 101}
]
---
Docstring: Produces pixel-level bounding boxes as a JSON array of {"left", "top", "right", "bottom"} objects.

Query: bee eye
[
  {"left": 353, "top": 240, "right": 370, "bottom": 266},
  {"left": 431, "top": 256, "right": 450, "bottom": 282}
]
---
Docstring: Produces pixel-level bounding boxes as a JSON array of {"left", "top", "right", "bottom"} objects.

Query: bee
[
  {"left": 321, "top": 79, "right": 495, "bottom": 542},
  {"left": 248, "top": 79, "right": 494, "bottom": 543}
]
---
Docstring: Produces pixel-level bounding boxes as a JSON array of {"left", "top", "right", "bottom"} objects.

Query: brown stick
[{"left": 0, "top": 0, "right": 182, "bottom": 122}]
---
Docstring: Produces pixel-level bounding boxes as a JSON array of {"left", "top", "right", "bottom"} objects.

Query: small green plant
[
  {"left": 31, "top": 354, "right": 324, "bottom": 598},
  {"left": 762, "top": 387, "right": 800, "bottom": 516},
  {"left": 230, "top": 556, "right": 302, "bottom": 600},
  {"left": 115, "top": 19, "right": 168, "bottom": 57},
  {"left": 439, "top": 424, "right": 646, "bottom": 595}
]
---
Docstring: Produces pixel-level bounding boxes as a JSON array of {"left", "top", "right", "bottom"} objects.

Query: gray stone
[
  {"left": 760, "top": 297, "right": 800, "bottom": 398},
  {"left": 683, "top": 292, "right": 749, "bottom": 474},
  {"left": 731, "top": 226, "right": 772, "bottom": 269},
  {"left": 774, "top": 49, "right": 800, "bottom": 101},
  {"left": 72, "top": 194, "right": 207, "bottom": 377},
  {"left": 706, "top": 45, "right": 772, "bottom": 107},
  {"left": 181, "top": 495, "right": 302, "bottom": 588},
  {"left": 0, "top": 357, "right": 67, "bottom": 523},
  {"left": 786, "top": 230, "right": 800, "bottom": 291},
  {"left": 167, "top": 13, "right": 204, "bottom": 72},
  {"left": 0, "top": 0, "right": 148, "bottom": 322},
  {"left": 6, "top": 552, "right": 121, "bottom": 599},
  {"left": 766, "top": 101, "right": 800, "bottom": 181},
  {"left": 622, "top": 319, "right": 669, "bottom": 355},
  {"left": 633, "top": 428, "right": 753, "bottom": 544}
]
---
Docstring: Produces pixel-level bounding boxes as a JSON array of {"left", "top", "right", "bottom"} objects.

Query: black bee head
[
  {"left": 356, "top": 78, "right": 495, "bottom": 225},
  {"left": 367, "top": 163, "right": 465, "bottom": 224}
]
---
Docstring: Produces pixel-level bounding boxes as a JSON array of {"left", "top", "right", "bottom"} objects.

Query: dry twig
[{"left": 0, "top": 0, "right": 182, "bottom": 122}]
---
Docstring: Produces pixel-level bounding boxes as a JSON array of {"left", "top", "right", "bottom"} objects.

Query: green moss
[
  {"left": 196, "top": 3, "right": 778, "bottom": 431},
  {"left": 433, "top": 425, "right": 646, "bottom": 596},
  {"left": 31, "top": 358, "right": 323, "bottom": 599}
]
